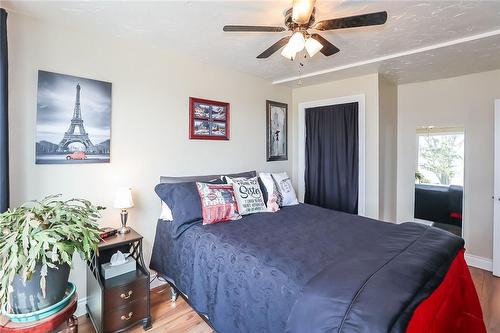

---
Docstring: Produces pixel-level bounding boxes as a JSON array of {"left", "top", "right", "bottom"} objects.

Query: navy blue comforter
[{"left": 150, "top": 203, "right": 463, "bottom": 333}]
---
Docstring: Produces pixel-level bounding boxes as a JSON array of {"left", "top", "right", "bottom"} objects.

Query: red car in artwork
[{"left": 66, "top": 151, "right": 87, "bottom": 160}]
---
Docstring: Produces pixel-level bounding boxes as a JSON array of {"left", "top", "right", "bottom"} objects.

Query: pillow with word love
[{"left": 226, "top": 176, "right": 268, "bottom": 215}]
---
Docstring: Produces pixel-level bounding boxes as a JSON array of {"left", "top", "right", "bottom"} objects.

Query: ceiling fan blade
[
  {"left": 292, "top": 0, "right": 316, "bottom": 24},
  {"left": 223, "top": 25, "right": 286, "bottom": 32},
  {"left": 314, "top": 11, "right": 388, "bottom": 31},
  {"left": 310, "top": 34, "right": 340, "bottom": 56},
  {"left": 257, "top": 36, "right": 291, "bottom": 59}
]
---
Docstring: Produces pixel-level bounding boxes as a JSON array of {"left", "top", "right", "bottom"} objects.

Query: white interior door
[{"left": 494, "top": 99, "right": 500, "bottom": 276}]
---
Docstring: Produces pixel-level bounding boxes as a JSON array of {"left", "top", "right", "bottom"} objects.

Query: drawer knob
[
  {"left": 120, "top": 290, "right": 133, "bottom": 299},
  {"left": 121, "top": 312, "right": 133, "bottom": 321}
]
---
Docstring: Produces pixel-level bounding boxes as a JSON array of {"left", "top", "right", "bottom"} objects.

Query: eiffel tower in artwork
[{"left": 57, "top": 83, "right": 96, "bottom": 153}]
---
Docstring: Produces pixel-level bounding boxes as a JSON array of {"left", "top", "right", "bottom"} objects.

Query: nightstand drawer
[
  {"left": 105, "top": 275, "right": 147, "bottom": 309},
  {"left": 104, "top": 298, "right": 147, "bottom": 333}
]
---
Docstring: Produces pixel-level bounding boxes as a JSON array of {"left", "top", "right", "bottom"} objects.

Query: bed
[{"left": 150, "top": 173, "right": 485, "bottom": 333}]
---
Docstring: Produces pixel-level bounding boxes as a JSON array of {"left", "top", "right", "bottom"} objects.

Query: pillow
[
  {"left": 257, "top": 177, "right": 268, "bottom": 204},
  {"left": 158, "top": 177, "right": 225, "bottom": 221},
  {"left": 226, "top": 176, "right": 267, "bottom": 215},
  {"left": 196, "top": 183, "right": 241, "bottom": 224},
  {"left": 258, "top": 173, "right": 282, "bottom": 211},
  {"left": 272, "top": 172, "right": 299, "bottom": 206},
  {"left": 266, "top": 193, "right": 281, "bottom": 212},
  {"left": 159, "top": 202, "right": 173, "bottom": 221},
  {"left": 154, "top": 182, "right": 203, "bottom": 237}
]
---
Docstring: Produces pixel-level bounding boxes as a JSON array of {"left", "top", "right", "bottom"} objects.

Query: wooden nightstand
[{"left": 86, "top": 228, "right": 151, "bottom": 333}]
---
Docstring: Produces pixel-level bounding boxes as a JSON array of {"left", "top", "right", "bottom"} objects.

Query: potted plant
[{"left": 0, "top": 195, "right": 103, "bottom": 314}]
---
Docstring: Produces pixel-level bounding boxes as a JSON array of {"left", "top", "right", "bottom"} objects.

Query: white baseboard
[
  {"left": 465, "top": 253, "right": 493, "bottom": 272},
  {"left": 75, "top": 296, "right": 87, "bottom": 317},
  {"left": 413, "top": 218, "right": 434, "bottom": 227}
]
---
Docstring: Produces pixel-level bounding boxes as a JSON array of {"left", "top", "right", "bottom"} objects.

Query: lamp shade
[
  {"left": 281, "top": 43, "right": 297, "bottom": 60},
  {"left": 114, "top": 187, "right": 134, "bottom": 209},
  {"left": 305, "top": 37, "right": 323, "bottom": 57},
  {"left": 288, "top": 31, "right": 305, "bottom": 53}
]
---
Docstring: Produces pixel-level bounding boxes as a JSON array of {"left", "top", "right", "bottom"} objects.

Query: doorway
[
  {"left": 414, "top": 126, "right": 465, "bottom": 237},
  {"left": 298, "top": 95, "right": 366, "bottom": 215},
  {"left": 304, "top": 102, "right": 359, "bottom": 213}
]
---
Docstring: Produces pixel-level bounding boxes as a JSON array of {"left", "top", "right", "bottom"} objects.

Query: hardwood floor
[
  {"left": 470, "top": 267, "right": 500, "bottom": 333},
  {"left": 79, "top": 267, "right": 499, "bottom": 333}
]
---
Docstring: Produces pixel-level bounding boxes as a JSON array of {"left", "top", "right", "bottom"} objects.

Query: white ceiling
[{"left": 5, "top": 1, "right": 500, "bottom": 86}]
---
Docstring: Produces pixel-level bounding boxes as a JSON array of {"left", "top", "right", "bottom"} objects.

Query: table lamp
[{"left": 114, "top": 187, "right": 134, "bottom": 234}]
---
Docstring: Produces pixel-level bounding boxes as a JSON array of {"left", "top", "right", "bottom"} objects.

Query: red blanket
[{"left": 407, "top": 249, "right": 486, "bottom": 333}]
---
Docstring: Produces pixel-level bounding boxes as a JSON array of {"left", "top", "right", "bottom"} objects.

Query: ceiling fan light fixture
[
  {"left": 223, "top": 2, "right": 387, "bottom": 59},
  {"left": 292, "top": 0, "right": 316, "bottom": 24},
  {"left": 281, "top": 43, "right": 297, "bottom": 60},
  {"left": 305, "top": 36, "right": 323, "bottom": 57},
  {"left": 288, "top": 31, "right": 305, "bottom": 53}
]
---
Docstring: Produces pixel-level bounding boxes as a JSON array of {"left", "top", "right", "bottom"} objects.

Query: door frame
[
  {"left": 297, "top": 94, "right": 366, "bottom": 216},
  {"left": 494, "top": 99, "right": 500, "bottom": 276}
]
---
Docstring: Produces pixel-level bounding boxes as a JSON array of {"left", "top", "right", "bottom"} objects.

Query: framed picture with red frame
[{"left": 189, "top": 97, "right": 230, "bottom": 140}]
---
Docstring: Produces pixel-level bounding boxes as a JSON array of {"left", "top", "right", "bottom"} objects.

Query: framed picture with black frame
[
  {"left": 189, "top": 97, "right": 230, "bottom": 140},
  {"left": 266, "top": 100, "right": 288, "bottom": 161}
]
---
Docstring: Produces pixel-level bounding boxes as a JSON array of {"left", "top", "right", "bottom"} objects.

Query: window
[{"left": 416, "top": 128, "right": 464, "bottom": 186}]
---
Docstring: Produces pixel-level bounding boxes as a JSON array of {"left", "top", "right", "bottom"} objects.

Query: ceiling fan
[{"left": 223, "top": 0, "right": 387, "bottom": 60}]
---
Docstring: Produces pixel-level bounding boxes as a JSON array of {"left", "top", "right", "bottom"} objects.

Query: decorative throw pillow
[
  {"left": 271, "top": 172, "right": 299, "bottom": 206},
  {"left": 196, "top": 183, "right": 241, "bottom": 224},
  {"left": 258, "top": 173, "right": 282, "bottom": 210},
  {"left": 226, "top": 177, "right": 267, "bottom": 215},
  {"left": 271, "top": 176, "right": 284, "bottom": 205}
]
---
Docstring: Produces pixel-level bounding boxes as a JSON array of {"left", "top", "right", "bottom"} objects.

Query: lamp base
[
  {"left": 119, "top": 209, "right": 131, "bottom": 234},
  {"left": 118, "top": 226, "right": 131, "bottom": 234}
]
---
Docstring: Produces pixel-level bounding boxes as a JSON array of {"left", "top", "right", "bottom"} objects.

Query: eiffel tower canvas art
[
  {"left": 57, "top": 83, "right": 97, "bottom": 153},
  {"left": 35, "top": 70, "right": 112, "bottom": 164}
]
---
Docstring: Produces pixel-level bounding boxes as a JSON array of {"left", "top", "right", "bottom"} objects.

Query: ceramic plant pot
[{"left": 9, "top": 262, "right": 70, "bottom": 314}]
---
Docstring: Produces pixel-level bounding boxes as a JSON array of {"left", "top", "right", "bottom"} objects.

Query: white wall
[
  {"left": 8, "top": 11, "right": 292, "bottom": 313},
  {"left": 397, "top": 69, "right": 500, "bottom": 260},
  {"left": 378, "top": 76, "right": 398, "bottom": 222},
  {"left": 292, "top": 74, "right": 380, "bottom": 219},
  {"left": 9, "top": 6, "right": 500, "bottom": 316}
]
